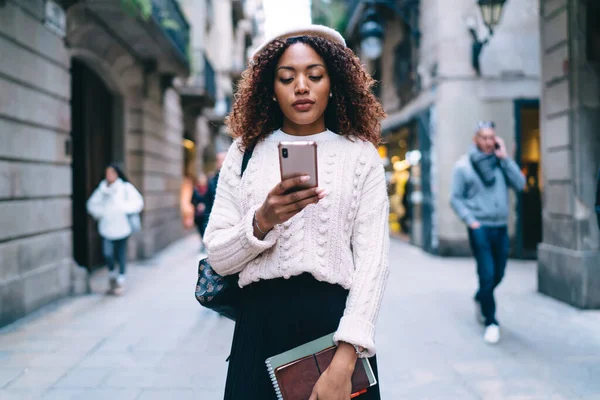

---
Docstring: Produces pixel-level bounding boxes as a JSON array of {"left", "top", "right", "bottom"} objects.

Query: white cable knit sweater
[{"left": 204, "top": 129, "right": 390, "bottom": 357}]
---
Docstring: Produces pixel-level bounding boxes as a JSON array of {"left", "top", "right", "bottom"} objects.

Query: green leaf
[
  {"left": 120, "top": 0, "right": 152, "bottom": 20},
  {"left": 161, "top": 18, "right": 180, "bottom": 30}
]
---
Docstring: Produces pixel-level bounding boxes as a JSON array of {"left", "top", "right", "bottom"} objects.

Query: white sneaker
[
  {"left": 484, "top": 324, "right": 500, "bottom": 344},
  {"left": 474, "top": 300, "right": 485, "bottom": 325},
  {"left": 112, "top": 275, "right": 126, "bottom": 295}
]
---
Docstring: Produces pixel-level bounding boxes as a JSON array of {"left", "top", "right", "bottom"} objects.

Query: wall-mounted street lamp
[
  {"left": 467, "top": 0, "right": 507, "bottom": 75},
  {"left": 359, "top": 5, "right": 385, "bottom": 60}
]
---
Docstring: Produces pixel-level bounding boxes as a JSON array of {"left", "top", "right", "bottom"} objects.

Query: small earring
[
  {"left": 329, "top": 92, "right": 333, "bottom": 98},
  {"left": 273, "top": 97, "right": 277, "bottom": 102}
]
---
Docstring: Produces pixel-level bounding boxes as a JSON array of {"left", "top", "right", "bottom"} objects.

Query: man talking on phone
[{"left": 450, "top": 121, "right": 526, "bottom": 344}]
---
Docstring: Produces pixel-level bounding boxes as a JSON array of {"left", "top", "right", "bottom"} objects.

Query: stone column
[{"left": 538, "top": 0, "right": 600, "bottom": 308}]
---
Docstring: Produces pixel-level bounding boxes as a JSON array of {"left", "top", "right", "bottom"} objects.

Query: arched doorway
[{"left": 71, "top": 59, "right": 116, "bottom": 271}]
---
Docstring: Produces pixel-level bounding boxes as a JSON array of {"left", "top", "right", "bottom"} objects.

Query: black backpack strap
[{"left": 240, "top": 142, "right": 255, "bottom": 177}]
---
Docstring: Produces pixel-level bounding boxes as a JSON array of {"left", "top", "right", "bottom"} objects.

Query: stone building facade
[
  {"left": 178, "top": 0, "right": 263, "bottom": 174},
  {"left": 537, "top": 0, "right": 600, "bottom": 308},
  {"left": 0, "top": 0, "right": 192, "bottom": 327},
  {"left": 345, "top": 0, "right": 541, "bottom": 258}
]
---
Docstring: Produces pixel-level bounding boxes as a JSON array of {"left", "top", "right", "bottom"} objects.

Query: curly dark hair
[{"left": 226, "top": 35, "right": 386, "bottom": 149}]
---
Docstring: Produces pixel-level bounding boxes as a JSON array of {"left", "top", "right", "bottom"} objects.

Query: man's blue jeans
[{"left": 468, "top": 226, "right": 509, "bottom": 326}]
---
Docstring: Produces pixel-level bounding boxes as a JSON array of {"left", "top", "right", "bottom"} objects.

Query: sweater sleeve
[
  {"left": 204, "top": 141, "right": 280, "bottom": 276},
  {"left": 450, "top": 164, "right": 477, "bottom": 226},
  {"left": 86, "top": 186, "right": 105, "bottom": 220},
  {"left": 333, "top": 146, "right": 390, "bottom": 358},
  {"left": 499, "top": 157, "right": 526, "bottom": 192}
]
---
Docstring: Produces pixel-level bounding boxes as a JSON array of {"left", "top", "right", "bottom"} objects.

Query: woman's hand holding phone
[{"left": 254, "top": 175, "right": 325, "bottom": 237}]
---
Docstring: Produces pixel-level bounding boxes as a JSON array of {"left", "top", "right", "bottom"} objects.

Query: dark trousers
[
  {"left": 102, "top": 237, "right": 128, "bottom": 275},
  {"left": 468, "top": 226, "right": 509, "bottom": 326}
]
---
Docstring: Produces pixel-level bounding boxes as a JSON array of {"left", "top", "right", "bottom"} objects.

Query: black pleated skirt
[{"left": 223, "top": 273, "right": 381, "bottom": 400}]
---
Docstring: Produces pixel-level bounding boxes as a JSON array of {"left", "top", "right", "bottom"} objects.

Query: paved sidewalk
[{"left": 0, "top": 236, "right": 599, "bottom": 399}]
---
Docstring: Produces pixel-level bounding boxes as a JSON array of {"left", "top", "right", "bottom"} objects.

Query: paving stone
[
  {"left": 0, "top": 368, "right": 23, "bottom": 388},
  {"left": 135, "top": 389, "right": 197, "bottom": 400},
  {"left": 0, "top": 388, "right": 46, "bottom": 400},
  {"left": 77, "top": 352, "right": 164, "bottom": 369},
  {"left": 38, "top": 388, "right": 140, "bottom": 400},
  {"left": 5, "top": 367, "right": 68, "bottom": 389},
  {"left": 54, "top": 368, "right": 111, "bottom": 389}
]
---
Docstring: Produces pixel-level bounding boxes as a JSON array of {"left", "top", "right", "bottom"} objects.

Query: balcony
[
  {"left": 204, "top": 56, "right": 217, "bottom": 102},
  {"left": 151, "top": 0, "right": 190, "bottom": 64},
  {"left": 178, "top": 53, "right": 216, "bottom": 117},
  {"left": 65, "top": 0, "right": 191, "bottom": 77}
]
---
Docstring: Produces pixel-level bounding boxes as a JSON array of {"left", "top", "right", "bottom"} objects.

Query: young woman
[
  {"left": 204, "top": 25, "right": 389, "bottom": 400},
  {"left": 87, "top": 163, "right": 144, "bottom": 294}
]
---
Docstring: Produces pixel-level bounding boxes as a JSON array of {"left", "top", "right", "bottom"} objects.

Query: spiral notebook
[{"left": 265, "top": 333, "right": 377, "bottom": 400}]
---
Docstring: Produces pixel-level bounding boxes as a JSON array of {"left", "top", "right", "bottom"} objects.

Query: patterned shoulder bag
[{"left": 194, "top": 144, "right": 255, "bottom": 320}]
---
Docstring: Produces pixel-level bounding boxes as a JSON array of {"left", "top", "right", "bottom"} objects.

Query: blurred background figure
[
  {"left": 191, "top": 173, "right": 209, "bottom": 253},
  {"left": 450, "top": 122, "right": 525, "bottom": 344},
  {"left": 400, "top": 170, "right": 413, "bottom": 235},
  {"left": 180, "top": 173, "right": 196, "bottom": 231},
  {"left": 201, "top": 151, "right": 228, "bottom": 235},
  {"left": 86, "top": 163, "right": 144, "bottom": 295}
]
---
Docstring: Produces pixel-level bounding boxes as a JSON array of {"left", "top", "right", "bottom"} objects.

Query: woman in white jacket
[{"left": 87, "top": 163, "right": 144, "bottom": 294}]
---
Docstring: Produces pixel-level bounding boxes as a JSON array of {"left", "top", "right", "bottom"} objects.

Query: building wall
[
  {"left": 538, "top": 0, "right": 600, "bottom": 308},
  {"left": 180, "top": 0, "right": 207, "bottom": 88},
  {"left": 136, "top": 85, "right": 187, "bottom": 256},
  {"left": 206, "top": 0, "right": 234, "bottom": 112},
  {"left": 0, "top": 0, "right": 73, "bottom": 327},
  {"left": 0, "top": 0, "right": 190, "bottom": 327},
  {"left": 247, "top": 0, "right": 267, "bottom": 54},
  {"left": 379, "top": 13, "right": 405, "bottom": 113},
  {"left": 67, "top": 5, "right": 189, "bottom": 259}
]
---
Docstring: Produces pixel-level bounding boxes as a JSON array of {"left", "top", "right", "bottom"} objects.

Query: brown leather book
[{"left": 265, "top": 334, "right": 377, "bottom": 400}]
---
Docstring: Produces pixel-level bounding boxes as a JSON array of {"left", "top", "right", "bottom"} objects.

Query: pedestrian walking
[
  {"left": 190, "top": 173, "right": 209, "bottom": 252},
  {"left": 180, "top": 174, "right": 196, "bottom": 231},
  {"left": 203, "top": 25, "right": 389, "bottom": 400},
  {"left": 450, "top": 121, "right": 526, "bottom": 344},
  {"left": 87, "top": 163, "right": 144, "bottom": 295},
  {"left": 192, "top": 173, "right": 209, "bottom": 227},
  {"left": 400, "top": 171, "right": 413, "bottom": 234},
  {"left": 199, "top": 152, "right": 227, "bottom": 236}
]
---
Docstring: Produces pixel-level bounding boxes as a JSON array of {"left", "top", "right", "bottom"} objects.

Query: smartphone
[
  {"left": 278, "top": 141, "right": 318, "bottom": 193},
  {"left": 494, "top": 141, "right": 500, "bottom": 150}
]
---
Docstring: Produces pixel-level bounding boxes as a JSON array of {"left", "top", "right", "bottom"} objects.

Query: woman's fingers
[
  {"left": 280, "top": 193, "right": 321, "bottom": 215},
  {"left": 281, "top": 187, "right": 324, "bottom": 205},
  {"left": 272, "top": 175, "right": 311, "bottom": 196},
  {"left": 262, "top": 180, "right": 326, "bottom": 227}
]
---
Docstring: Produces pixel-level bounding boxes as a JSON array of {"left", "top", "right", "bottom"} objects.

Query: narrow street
[{"left": 1, "top": 236, "right": 599, "bottom": 400}]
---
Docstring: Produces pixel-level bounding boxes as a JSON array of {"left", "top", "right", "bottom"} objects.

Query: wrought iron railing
[
  {"left": 151, "top": 0, "right": 190, "bottom": 62},
  {"left": 204, "top": 55, "right": 216, "bottom": 101}
]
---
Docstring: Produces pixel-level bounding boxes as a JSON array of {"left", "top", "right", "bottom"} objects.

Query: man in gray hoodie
[{"left": 451, "top": 121, "right": 526, "bottom": 344}]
